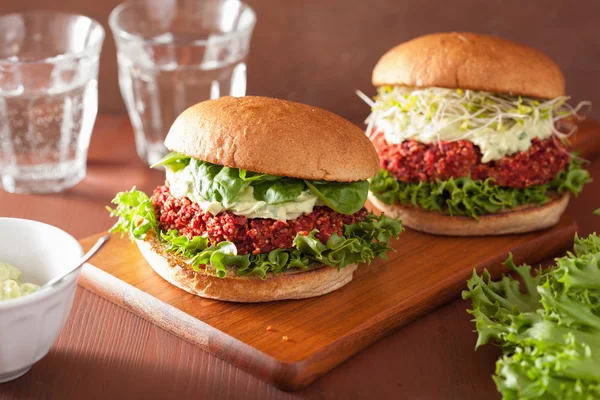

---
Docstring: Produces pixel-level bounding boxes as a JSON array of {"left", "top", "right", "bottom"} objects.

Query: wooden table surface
[{"left": 1, "top": 116, "right": 599, "bottom": 400}]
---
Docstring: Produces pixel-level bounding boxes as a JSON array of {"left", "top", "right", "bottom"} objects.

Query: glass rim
[
  {"left": 0, "top": 11, "right": 105, "bottom": 66},
  {"left": 108, "top": 0, "right": 256, "bottom": 47}
]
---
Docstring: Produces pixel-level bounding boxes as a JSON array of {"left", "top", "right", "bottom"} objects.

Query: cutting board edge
[
  {"left": 76, "top": 261, "right": 429, "bottom": 391},
  {"left": 77, "top": 264, "right": 306, "bottom": 390},
  {"left": 76, "top": 216, "right": 577, "bottom": 391},
  {"left": 281, "top": 216, "right": 578, "bottom": 389}
]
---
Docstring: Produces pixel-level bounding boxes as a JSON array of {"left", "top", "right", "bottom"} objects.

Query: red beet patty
[
  {"left": 372, "top": 133, "right": 570, "bottom": 189},
  {"left": 152, "top": 185, "right": 368, "bottom": 255}
]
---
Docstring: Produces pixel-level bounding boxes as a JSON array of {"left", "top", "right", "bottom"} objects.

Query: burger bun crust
[
  {"left": 164, "top": 96, "right": 380, "bottom": 182},
  {"left": 372, "top": 32, "right": 565, "bottom": 99},
  {"left": 136, "top": 233, "right": 358, "bottom": 303},
  {"left": 368, "top": 192, "right": 570, "bottom": 236}
]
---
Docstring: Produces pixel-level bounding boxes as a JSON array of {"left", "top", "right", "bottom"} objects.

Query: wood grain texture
[
  {"left": 77, "top": 215, "right": 575, "bottom": 390},
  {"left": 0, "top": 116, "right": 598, "bottom": 399}
]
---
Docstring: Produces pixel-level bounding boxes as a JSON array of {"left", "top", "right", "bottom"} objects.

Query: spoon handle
[{"left": 43, "top": 234, "right": 111, "bottom": 289}]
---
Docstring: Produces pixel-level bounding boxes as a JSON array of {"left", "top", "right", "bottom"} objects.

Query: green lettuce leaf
[
  {"left": 305, "top": 180, "right": 370, "bottom": 215},
  {"left": 252, "top": 179, "right": 306, "bottom": 205},
  {"left": 187, "top": 242, "right": 251, "bottom": 278},
  {"left": 494, "top": 340, "right": 600, "bottom": 400},
  {"left": 549, "top": 158, "right": 591, "bottom": 196},
  {"left": 106, "top": 187, "right": 158, "bottom": 239},
  {"left": 574, "top": 233, "right": 600, "bottom": 256},
  {"left": 150, "top": 151, "right": 190, "bottom": 172},
  {"left": 238, "top": 169, "right": 279, "bottom": 182},
  {"left": 154, "top": 152, "right": 370, "bottom": 214},
  {"left": 160, "top": 229, "right": 209, "bottom": 255},
  {"left": 107, "top": 188, "right": 403, "bottom": 279},
  {"left": 463, "top": 231, "right": 600, "bottom": 399},
  {"left": 370, "top": 158, "right": 591, "bottom": 220},
  {"left": 188, "top": 159, "right": 246, "bottom": 207}
]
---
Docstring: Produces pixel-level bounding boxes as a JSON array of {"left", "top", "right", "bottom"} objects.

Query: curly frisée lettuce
[
  {"left": 107, "top": 188, "right": 403, "bottom": 279},
  {"left": 153, "top": 152, "right": 369, "bottom": 215},
  {"left": 106, "top": 188, "right": 158, "bottom": 239},
  {"left": 462, "top": 230, "right": 600, "bottom": 399},
  {"left": 369, "top": 158, "right": 591, "bottom": 219}
]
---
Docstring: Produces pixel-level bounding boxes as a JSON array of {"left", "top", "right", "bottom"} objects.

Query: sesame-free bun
[
  {"left": 164, "top": 96, "right": 380, "bottom": 182},
  {"left": 368, "top": 192, "right": 569, "bottom": 236},
  {"left": 136, "top": 233, "right": 358, "bottom": 303},
  {"left": 372, "top": 32, "right": 565, "bottom": 99}
]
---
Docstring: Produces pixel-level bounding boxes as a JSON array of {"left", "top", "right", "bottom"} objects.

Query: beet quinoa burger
[
  {"left": 358, "top": 32, "right": 591, "bottom": 235},
  {"left": 108, "top": 96, "right": 402, "bottom": 302}
]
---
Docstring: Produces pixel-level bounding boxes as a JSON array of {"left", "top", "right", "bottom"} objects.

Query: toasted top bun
[
  {"left": 136, "top": 233, "right": 358, "bottom": 302},
  {"left": 164, "top": 96, "right": 380, "bottom": 182},
  {"left": 368, "top": 192, "right": 569, "bottom": 236},
  {"left": 372, "top": 32, "right": 565, "bottom": 99}
]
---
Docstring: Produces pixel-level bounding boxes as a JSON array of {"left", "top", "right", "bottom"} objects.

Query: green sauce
[{"left": 0, "top": 262, "right": 40, "bottom": 301}]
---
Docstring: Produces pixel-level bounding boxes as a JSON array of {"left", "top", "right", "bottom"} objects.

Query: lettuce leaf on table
[
  {"left": 107, "top": 188, "right": 402, "bottom": 279},
  {"left": 462, "top": 232, "right": 600, "bottom": 400},
  {"left": 369, "top": 158, "right": 591, "bottom": 220},
  {"left": 153, "top": 152, "right": 369, "bottom": 215}
]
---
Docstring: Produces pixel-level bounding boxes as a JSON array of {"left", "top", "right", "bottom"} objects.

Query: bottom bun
[
  {"left": 368, "top": 192, "right": 570, "bottom": 236},
  {"left": 136, "top": 234, "right": 357, "bottom": 302}
]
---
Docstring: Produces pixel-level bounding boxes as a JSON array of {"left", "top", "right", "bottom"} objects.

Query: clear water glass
[
  {"left": 0, "top": 12, "right": 105, "bottom": 194},
  {"left": 109, "top": 0, "right": 256, "bottom": 165}
]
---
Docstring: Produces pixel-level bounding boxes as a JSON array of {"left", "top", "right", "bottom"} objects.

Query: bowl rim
[{"left": 0, "top": 217, "right": 83, "bottom": 310}]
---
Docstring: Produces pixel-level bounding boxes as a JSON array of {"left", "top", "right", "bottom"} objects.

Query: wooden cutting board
[{"left": 77, "top": 213, "right": 577, "bottom": 391}]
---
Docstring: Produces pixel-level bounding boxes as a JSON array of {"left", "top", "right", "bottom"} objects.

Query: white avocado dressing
[
  {"left": 377, "top": 117, "right": 554, "bottom": 163},
  {"left": 360, "top": 86, "right": 574, "bottom": 163},
  {"left": 0, "top": 262, "right": 40, "bottom": 301},
  {"left": 166, "top": 168, "right": 320, "bottom": 220}
]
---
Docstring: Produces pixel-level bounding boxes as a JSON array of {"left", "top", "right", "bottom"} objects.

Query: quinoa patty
[
  {"left": 152, "top": 186, "right": 368, "bottom": 255},
  {"left": 372, "top": 133, "right": 569, "bottom": 189}
]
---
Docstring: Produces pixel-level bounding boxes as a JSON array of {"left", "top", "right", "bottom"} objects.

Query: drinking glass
[
  {"left": 0, "top": 11, "right": 105, "bottom": 194},
  {"left": 109, "top": 0, "right": 256, "bottom": 165}
]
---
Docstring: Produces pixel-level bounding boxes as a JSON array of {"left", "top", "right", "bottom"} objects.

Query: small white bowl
[{"left": 0, "top": 218, "right": 83, "bottom": 382}]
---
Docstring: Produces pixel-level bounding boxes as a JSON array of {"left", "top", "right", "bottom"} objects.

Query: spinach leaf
[
  {"left": 190, "top": 159, "right": 224, "bottom": 203},
  {"left": 212, "top": 166, "right": 246, "bottom": 207},
  {"left": 151, "top": 152, "right": 191, "bottom": 172},
  {"left": 238, "top": 170, "right": 279, "bottom": 182},
  {"left": 252, "top": 179, "right": 306, "bottom": 205},
  {"left": 305, "top": 180, "right": 370, "bottom": 215},
  {"left": 155, "top": 152, "right": 371, "bottom": 214}
]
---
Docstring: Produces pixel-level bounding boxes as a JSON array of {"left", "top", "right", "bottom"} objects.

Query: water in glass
[
  {"left": 110, "top": 0, "right": 256, "bottom": 165},
  {"left": 0, "top": 12, "right": 104, "bottom": 193}
]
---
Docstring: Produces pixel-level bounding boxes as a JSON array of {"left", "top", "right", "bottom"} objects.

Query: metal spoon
[{"left": 41, "top": 234, "right": 111, "bottom": 289}]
